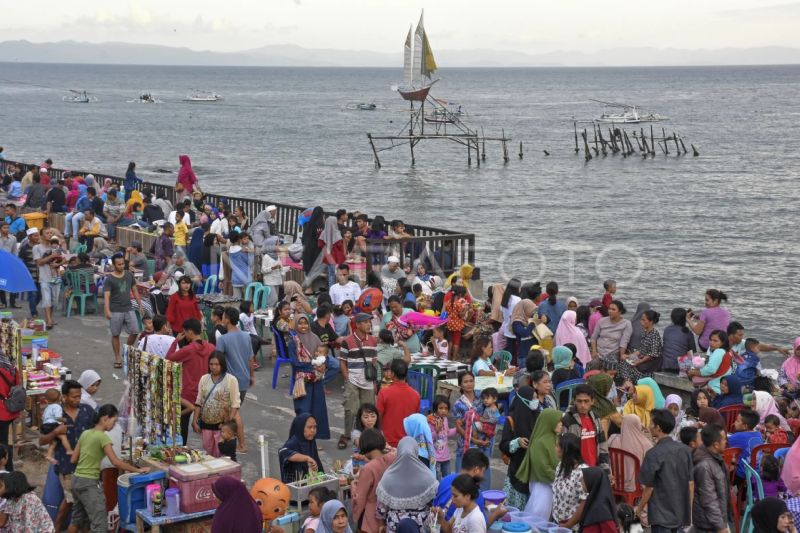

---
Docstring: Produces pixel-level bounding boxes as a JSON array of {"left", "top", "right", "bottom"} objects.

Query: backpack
[
  {"left": 0, "top": 371, "right": 26, "bottom": 413},
  {"left": 735, "top": 352, "right": 760, "bottom": 385}
]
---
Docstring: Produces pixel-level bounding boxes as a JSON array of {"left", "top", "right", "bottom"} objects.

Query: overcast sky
[{"left": 4, "top": 0, "right": 799, "bottom": 53}]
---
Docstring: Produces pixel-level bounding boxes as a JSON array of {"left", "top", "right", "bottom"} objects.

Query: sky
[{"left": 3, "top": 0, "right": 799, "bottom": 53}]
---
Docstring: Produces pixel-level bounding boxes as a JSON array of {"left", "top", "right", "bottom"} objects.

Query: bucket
[
  {"left": 22, "top": 212, "right": 47, "bottom": 230},
  {"left": 117, "top": 471, "right": 166, "bottom": 525},
  {"left": 503, "top": 523, "right": 533, "bottom": 533}
]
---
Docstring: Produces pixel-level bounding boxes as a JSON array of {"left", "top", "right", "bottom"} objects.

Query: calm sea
[{"left": 1, "top": 63, "right": 798, "bottom": 346}]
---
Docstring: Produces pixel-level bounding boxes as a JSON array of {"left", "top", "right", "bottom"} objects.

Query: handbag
[
  {"left": 197, "top": 376, "right": 224, "bottom": 425},
  {"left": 534, "top": 323, "right": 553, "bottom": 342},
  {"left": 0, "top": 370, "right": 25, "bottom": 413},
  {"left": 292, "top": 375, "right": 307, "bottom": 399},
  {"left": 353, "top": 335, "right": 377, "bottom": 382}
]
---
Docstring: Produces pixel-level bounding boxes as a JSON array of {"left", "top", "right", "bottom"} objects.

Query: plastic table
[{"left": 135, "top": 507, "right": 216, "bottom": 532}]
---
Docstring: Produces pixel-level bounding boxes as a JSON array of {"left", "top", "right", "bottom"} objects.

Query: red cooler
[{"left": 168, "top": 458, "right": 242, "bottom": 513}]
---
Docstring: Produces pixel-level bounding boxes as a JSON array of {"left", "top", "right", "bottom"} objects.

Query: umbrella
[
  {"left": 297, "top": 207, "right": 315, "bottom": 226},
  {"left": 0, "top": 249, "right": 36, "bottom": 293}
]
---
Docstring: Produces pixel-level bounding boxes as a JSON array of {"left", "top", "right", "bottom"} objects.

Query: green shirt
[{"left": 74, "top": 429, "right": 113, "bottom": 479}]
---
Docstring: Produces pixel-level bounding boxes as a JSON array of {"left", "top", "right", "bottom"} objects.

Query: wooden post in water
[
  {"left": 574, "top": 121, "right": 580, "bottom": 154},
  {"left": 650, "top": 125, "right": 655, "bottom": 156},
  {"left": 367, "top": 133, "right": 382, "bottom": 169},
  {"left": 609, "top": 128, "right": 618, "bottom": 153},
  {"left": 592, "top": 125, "right": 599, "bottom": 155},
  {"left": 519, "top": 141, "right": 523, "bottom": 159},
  {"left": 691, "top": 144, "right": 700, "bottom": 156},
  {"left": 662, "top": 128, "right": 669, "bottom": 155},
  {"left": 598, "top": 127, "right": 607, "bottom": 156},
  {"left": 467, "top": 139, "right": 472, "bottom": 166},
  {"left": 581, "top": 130, "right": 592, "bottom": 161},
  {"left": 410, "top": 138, "right": 416, "bottom": 166},
  {"left": 679, "top": 137, "right": 688, "bottom": 154},
  {"left": 502, "top": 129, "right": 509, "bottom": 163},
  {"left": 481, "top": 127, "right": 487, "bottom": 162},
  {"left": 672, "top": 131, "right": 680, "bottom": 154}
]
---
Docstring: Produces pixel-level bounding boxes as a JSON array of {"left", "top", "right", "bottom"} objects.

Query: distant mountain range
[{"left": 1, "top": 40, "right": 800, "bottom": 67}]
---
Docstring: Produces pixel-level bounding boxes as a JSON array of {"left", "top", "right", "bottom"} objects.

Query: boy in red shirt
[{"left": 376, "top": 359, "right": 420, "bottom": 447}]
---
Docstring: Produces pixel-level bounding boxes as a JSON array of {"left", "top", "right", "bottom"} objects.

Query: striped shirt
[{"left": 339, "top": 332, "right": 378, "bottom": 390}]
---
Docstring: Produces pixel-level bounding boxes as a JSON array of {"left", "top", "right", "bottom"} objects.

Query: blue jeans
[
  {"left": 326, "top": 264, "right": 336, "bottom": 288},
  {"left": 323, "top": 355, "right": 340, "bottom": 384},
  {"left": 64, "top": 212, "right": 84, "bottom": 238},
  {"left": 27, "top": 288, "right": 41, "bottom": 317},
  {"left": 437, "top": 460, "right": 451, "bottom": 479}
]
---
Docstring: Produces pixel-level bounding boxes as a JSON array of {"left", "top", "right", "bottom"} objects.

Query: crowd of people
[{"left": 1, "top": 154, "right": 800, "bottom": 532}]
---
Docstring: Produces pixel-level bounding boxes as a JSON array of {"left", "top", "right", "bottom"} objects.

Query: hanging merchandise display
[{"left": 126, "top": 347, "right": 182, "bottom": 445}]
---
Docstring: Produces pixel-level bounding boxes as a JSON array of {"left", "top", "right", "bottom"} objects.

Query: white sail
[
  {"left": 403, "top": 26, "right": 413, "bottom": 86},
  {"left": 412, "top": 11, "right": 424, "bottom": 86}
]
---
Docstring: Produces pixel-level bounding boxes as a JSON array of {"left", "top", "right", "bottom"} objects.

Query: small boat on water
[
  {"left": 128, "top": 93, "right": 162, "bottom": 104},
  {"left": 395, "top": 11, "right": 438, "bottom": 102},
  {"left": 591, "top": 99, "right": 668, "bottom": 124},
  {"left": 424, "top": 98, "right": 466, "bottom": 123},
  {"left": 345, "top": 102, "right": 378, "bottom": 111},
  {"left": 184, "top": 91, "right": 222, "bottom": 102},
  {"left": 62, "top": 90, "right": 99, "bottom": 103}
]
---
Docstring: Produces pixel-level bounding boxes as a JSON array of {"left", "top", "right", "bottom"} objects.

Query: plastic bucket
[
  {"left": 22, "top": 212, "right": 47, "bottom": 230},
  {"left": 503, "top": 523, "right": 533, "bottom": 533}
]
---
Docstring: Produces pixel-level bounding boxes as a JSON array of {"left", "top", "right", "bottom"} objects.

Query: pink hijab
[
  {"left": 753, "top": 390, "right": 789, "bottom": 430},
  {"left": 782, "top": 434, "right": 800, "bottom": 495},
  {"left": 781, "top": 337, "right": 800, "bottom": 387},
  {"left": 608, "top": 414, "right": 653, "bottom": 491},
  {"left": 554, "top": 310, "right": 591, "bottom": 364},
  {"left": 177, "top": 155, "right": 198, "bottom": 193}
]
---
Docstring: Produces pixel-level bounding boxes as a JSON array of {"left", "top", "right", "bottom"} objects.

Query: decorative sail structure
[{"left": 398, "top": 10, "right": 438, "bottom": 102}]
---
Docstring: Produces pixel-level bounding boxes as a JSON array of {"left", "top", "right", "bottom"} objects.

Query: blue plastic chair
[
  {"left": 407, "top": 370, "right": 435, "bottom": 414},
  {"left": 244, "top": 281, "right": 263, "bottom": 303},
  {"left": 554, "top": 378, "right": 585, "bottom": 411},
  {"left": 203, "top": 274, "right": 218, "bottom": 295},
  {"left": 253, "top": 285, "right": 271, "bottom": 310},
  {"left": 741, "top": 461, "right": 765, "bottom": 533},
  {"left": 271, "top": 323, "right": 294, "bottom": 395}
]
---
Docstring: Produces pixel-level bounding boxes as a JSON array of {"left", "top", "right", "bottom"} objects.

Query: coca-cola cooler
[{"left": 168, "top": 457, "right": 242, "bottom": 513}]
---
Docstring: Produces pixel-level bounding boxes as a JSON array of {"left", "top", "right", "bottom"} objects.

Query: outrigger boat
[
  {"left": 128, "top": 93, "right": 162, "bottom": 104},
  {"left": 62, "top": 90, "right": 99, "bottom": 103},
  {"left": 395, "top": 11, "right": 438, "bottom": 102},
  {"left": 184, "top": 91, "right": 222, "bottom": 102},
  {"left": 345, "top": 102, "right": 378, "bottom": 111},
  {"left": 591, "top": 99, "right": 668, "bottom": 124}
]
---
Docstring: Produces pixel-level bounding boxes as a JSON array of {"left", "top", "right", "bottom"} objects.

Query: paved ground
[{"left": 9, "top": 305, "right": 509, "bottom": 489}]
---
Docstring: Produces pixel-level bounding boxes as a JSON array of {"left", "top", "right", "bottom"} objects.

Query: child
[
  {"left": 332, "top": 303, "right": 352, "bottom": 337},
  {"left": 445, "top": 285, "right": 469, "bottom": 360},
  {"left": 575, "top": 467, "right": 618, "bottom": 532},
  {"left": 428, "top": 396, "right": 456, "bottom": 479},
  {"left": 473, "top": 388, "right": 500, "bottom": 441},
  {"left": 759, "top": 454, "right": 788, "bottom": 498},
  {"left": 351, "top": 404, "right": 380, "bottom": 471},
  {"left": 735, "top": 337, "right": 762, "bottom": 387},
  {"left": 431, "top": 326, "right": 449, "bottom": 358},
  {"left": 602, "top": 280, "right": 616, "bottom": 310},
  {"left": 173, "top": 217, "right": 188, "bottom": 255},
  {"left": 136, "top": 316, "right": 155, "bottom": 344},
  {"left": 764, "top": 414, "right": 790, "bottom": 444},
  {"left": 302, "top": 487, "right": 337, "bottom": 533},
  {"left": 217, "top": 420, "right": 238, "bottom": 462},
  {"left": 239, "top": 301, "right": 261, "bottom": 358},
  {"left": 313, "top": 345, "right": 329, "bottom": 382},
  {"left": 41, "top": 389, "right": 72, "bottom": 464},
  {"left": 436, "top": 474, "right": 487, "bottom": 533},
  {"left": 679, "top": 426, "right": 702, "bottom": 450}
]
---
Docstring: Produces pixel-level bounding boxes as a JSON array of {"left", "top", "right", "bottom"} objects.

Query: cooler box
[
  {"left": 117, "top": 470, "right": 167, "bottom": 526},
  {"left": 22, "top": 212, "right": 47, "bottom": 230},
  {"left": 169, "top": 458, "right": 241, "bottom": 514}
]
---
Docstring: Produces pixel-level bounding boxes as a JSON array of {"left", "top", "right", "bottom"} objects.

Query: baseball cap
[
  {"left": 355, "top": 312, "right": 372, "bottom": 323},
  {"left": 40, "top": 167, "right": 48, "bottom": 173},
  {"left": 387, "top": 255, "right": 400, "bottom": 264},
  {"left": 266, "top": 205, "right": 277, "bottom": 212},
  {"left": 26, "top": 228, "right": 39, "bottom": 236}
]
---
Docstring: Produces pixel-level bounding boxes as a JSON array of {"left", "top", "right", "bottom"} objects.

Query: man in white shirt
[
  {"left": 168, "top": 201, "right": 191, "bottom": 226},
  {"left": 260, "top": 252, "right": 284, "bottom": 308},
  {"left": 329, "top": 263, "right": 361, "bottom": 306},
  {"left": 137, "top": 315, "right": 175, "bottom": 357}
]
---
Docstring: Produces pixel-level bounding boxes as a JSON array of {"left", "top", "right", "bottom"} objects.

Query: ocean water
[{"left": 1, "top": 63, "right": 798, "bottom": 345}]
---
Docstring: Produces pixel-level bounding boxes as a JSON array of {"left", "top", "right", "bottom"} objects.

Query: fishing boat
[
  {"left": 128, "top": 93, "right": 162, "bottom": 104},
  {"left": 184, "top": 91, "right": 222, "bottom": 102},
  {"left": 62, "top": 90, "right": 99, "bottom": 103},
  {"left": 592, "top": 99, "right": 668, "bottom": 124},
  {"left": 424, "top": 98, "right": 465, "bottom": 123},
  {"left": 396, "top": 11, "right": 438, "bottom": 102},
  {"left": 344, "top": 102, "right": 378, "bottom": 111}
]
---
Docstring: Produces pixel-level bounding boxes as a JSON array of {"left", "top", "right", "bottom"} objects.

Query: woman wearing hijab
[
  {"left": 608, "top": 415, "right": 652, "bottom": 492},
  {"left": 317, "top": 500, "right": 353, "bottom": 533},
  {"left": 319, "top": 215, "right": 345, "bottom": 288},
  {"left": 301, "top": 206, "right": 325, "bottom": 277},
  {"left": 403, "top": 414, "right": 435, "bottom": 472},
  {"left": 209, "top": 475, "right": 263, "bottom": 533},
  {"left": 622, "top": 384, "right": 655, "bottom": 428},
  {"left": 125, "top": 189, "right": 144, "bottom": 213},
  {"left": 516, "top": 408, "right": 563, "bottom": 519},
  {"left": 555, "top": 310, "right": 592, "bottom": 366},
  {"left": 698, "top": 407, "right": 725, "bottom": 428},
  {"left": 579, "top": 467, "right": 618, "bottom": 533},
  {"left": 499, "top": 386, "right": 537, "bottom": 510},
  {"left": 177, "top": 155, "right": 198, "bottom": 201},
  {"left": 510, "top": 299, "right": 538, "bottom": 368},
  {"left": 587, "top": 374, "right": 621, "bottom": 435},
  {"left": 283, "top": 281, "right": 313, "bottom": 315},
  {"left": 781, "top": 437, "right": 800, "bottom": 498},
  {"left": 712, "top": 375, "right": 744, "bottom": 409},
  {"left": 0, "top": 351, "right": 21, "bottom": 471},
  {"left": 376, "top": 436, "right": 438, "bottom": 532},
  {"left": 551, "top": 346, "right": 580, "bottom": 391},
  {"left": 279, "top": 413, "right": 324, "bottom": 483},
  {"left": 779, "top": 337, "right": 800, "bottom": 399},
  {"left": 65, "top": 181, "right": 80, "bottom": 211},
  {"left": 289, "top": 316, "right": 330, "bottom": 440},
  {"left": 635, "top": 377, "right": 665, "bottom": 409},
  {"left": 77, "top": 370, "right": 101, "bottom": 409},
  {"left": 753, "top": 390, "right": 791, "bottom": 430},
  {"left": 665, "top": 394, "right": 689, "bottom": 440},
  {"left": 626, "top": 302, "right": 651, "bottom": 353},
  {"left": 751, "top": 497, "right": 796, "bottom": 533}
]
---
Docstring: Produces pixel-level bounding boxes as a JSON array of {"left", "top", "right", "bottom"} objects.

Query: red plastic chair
[
  {"left": 722, "top": 447, "right": 742, "bottom": 533},
  {"left": 609, "top": 448, "right": 643, "bottom": 506},
  {"left": 749, "top": 443, "right": 791, "bottom": 469},
  {"left": 718, "top": 404, "right": 744, "bottom": 434}
]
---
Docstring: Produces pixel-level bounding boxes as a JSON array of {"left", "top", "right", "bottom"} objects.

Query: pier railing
[{"left": 2, "top": 159, "right": 476, "bottom": 276}]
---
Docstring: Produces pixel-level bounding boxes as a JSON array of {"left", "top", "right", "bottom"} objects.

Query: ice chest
[{"left": 168, "top": 458, "right": 241, "bottom": 514}]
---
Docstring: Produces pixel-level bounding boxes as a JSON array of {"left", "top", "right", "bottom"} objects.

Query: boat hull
[{"left": 398, "top": 86, "right": 432, "bottom": 102}]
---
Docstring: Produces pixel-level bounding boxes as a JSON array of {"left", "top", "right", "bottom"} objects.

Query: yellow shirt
[{"left": 174, "top": 221, "right": 188, "bottom": 246}]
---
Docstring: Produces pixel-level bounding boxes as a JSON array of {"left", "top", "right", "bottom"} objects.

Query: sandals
[
  {"left": 114, "top": 362, "right": 123, "bottom": 369},
  {"left": 337, "top": 435, "right": 350, "bottom": 450}
]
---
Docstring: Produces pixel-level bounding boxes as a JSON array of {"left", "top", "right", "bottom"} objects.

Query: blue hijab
[
  {"left": 403, "top": 413, "right": 436, "bottom": 474},
  {"left": 712, "top": 374, "right": 744, "bottom": 408}
]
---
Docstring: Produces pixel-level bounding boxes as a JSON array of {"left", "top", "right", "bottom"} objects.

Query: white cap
[
  {"left": 387, "top": 255, "right": 400, "bottom": 264},
  {"left": 26, "top": 228, "right": 39, "bottom": 236},
  {"left": 266, "top": 205, "right": 277, "bottom": 212},
  {"left": 40, "top": 167, "right": 48, "bottom": 173}
]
